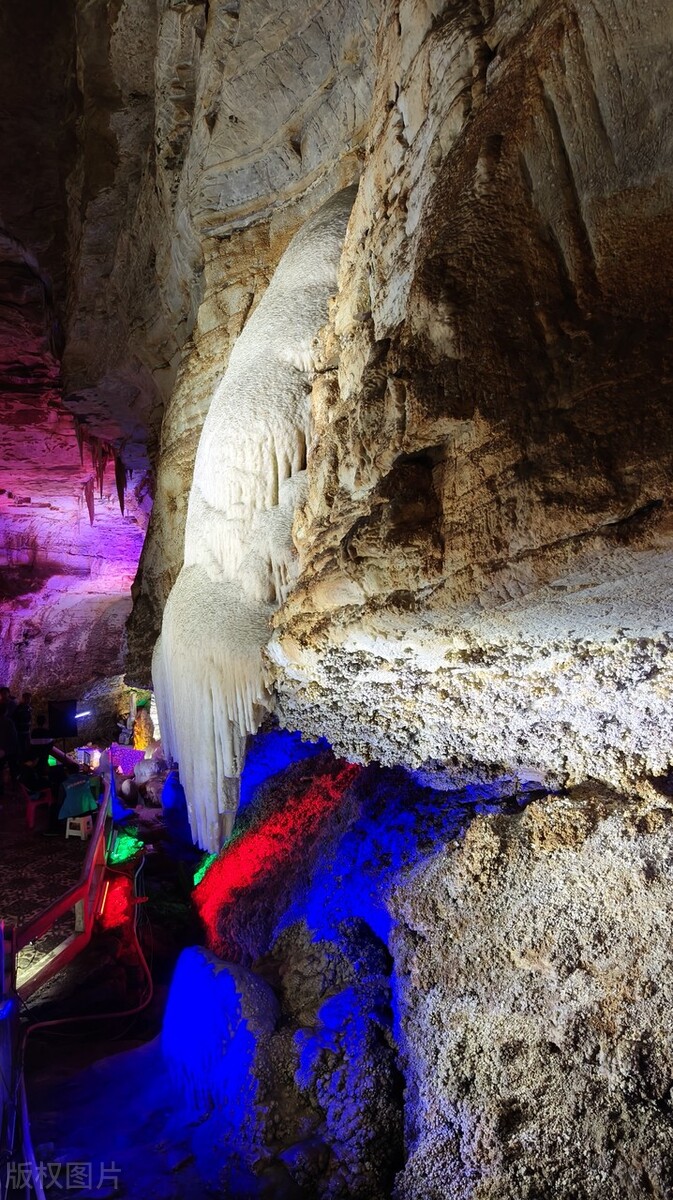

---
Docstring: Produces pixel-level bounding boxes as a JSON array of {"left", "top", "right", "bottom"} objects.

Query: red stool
[{"left": 20, "top": 785, "right": 53, "bottom": 831}]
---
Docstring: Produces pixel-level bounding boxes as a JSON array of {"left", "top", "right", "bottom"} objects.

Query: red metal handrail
[
  {"left": 13, "top": 779, "right": 112, "bottom": 1000},
  {"left": 0, "top": 777, "right": 113, "bottom": 1167}
]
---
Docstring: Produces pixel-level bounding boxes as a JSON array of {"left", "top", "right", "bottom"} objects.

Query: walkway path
[
  {"left": 0, "top": 784, "right": 88, "bottom": 981},
  {"left": 0, "top": 786, "right": 86, "bottom": 926}
]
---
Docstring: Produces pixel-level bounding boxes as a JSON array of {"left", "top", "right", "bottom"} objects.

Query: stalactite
[
  {"left": 72, "top": 417, "right": 127, "bottom": 514},
  {"left": 90, "top": 439, "right": 113, "bottom": 498},
  {"left": 83, "top": 477, "right": 95, "bottom": 525},
  {"left": 74, "top": 416, "right": 86, "bottom": 466},
  {"left": 154, "top": 188, "right": 355, "bottom": 852},
  {"left": 115, "top": 454, "right": 127, "bottom": 515}
]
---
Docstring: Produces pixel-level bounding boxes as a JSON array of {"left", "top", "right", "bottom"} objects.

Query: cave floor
[
  {"left": 0, "top": 779, "right": 87, "bottom": 926},
  {"left": 0, "top": 779, "right": 89, "bottom": 987}
]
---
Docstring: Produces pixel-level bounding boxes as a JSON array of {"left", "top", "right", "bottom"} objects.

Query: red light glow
[
  {"left": 194, "top": 763, "right": 360, "bottom": 953},
  {"left": 99, "top": 874, "right": 134, "bottom": 931}
]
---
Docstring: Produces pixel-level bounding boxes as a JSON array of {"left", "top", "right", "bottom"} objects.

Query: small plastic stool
[{"left": 66, "top": 815, "right": 94, "bottom": 841}]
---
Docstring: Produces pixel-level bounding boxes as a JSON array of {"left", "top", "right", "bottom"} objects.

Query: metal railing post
[
  {"left": 0, "top": 920, "right": 20, "bottom": 1161},
  {"left": 1, "top": 921, "right": 16, "bottom": 998}
]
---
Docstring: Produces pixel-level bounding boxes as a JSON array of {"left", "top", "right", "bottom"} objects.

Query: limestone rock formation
[
  {"left": 269, "top": 0, "right": 673, "bottom": 796},
  {"left": 155, "top": 189, "right": 357, "bottom": 851},
  {"left": 0, "top": 2, "right": 149, "bottom": 699},
  {"left": 163, "top": 946, "right": 280, "bottom": 1187},
  {"left": 3, "top": 4, "right": 673, "bottom": 1196},
  {"left": 0, "top": 0, "right": 378, "bottom": 695},
  {"left": 125, "top": 0, "right": 379, "bottom": 678},
  {"left": 392, "top": 787, "right": 673, "bottom": 1199},
  {"left": 22, "top": 738, "right": 673, "bottom": 1200}
]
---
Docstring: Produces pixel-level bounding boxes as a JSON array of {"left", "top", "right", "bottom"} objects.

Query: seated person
[
  {"left": 13, "top": 692, "right": 32, "bottom": 756},
  {"left": 19, "top": 753, "right": 50, "bottom": 799},
  {"left": 20, "top": 752, "right": 63, "bottom": 833}
]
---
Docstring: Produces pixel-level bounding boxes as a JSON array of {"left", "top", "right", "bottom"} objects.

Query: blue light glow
[
  {"left": 162, "top": 946, "right": 278, "bottom": 1190},
  {"left": 276, "top": 766, "right": 466, "bottom": 945},
  {"left": 161, "top": 769, "right": 194, "bottom": 848},
  {"left": 163, "top": 948, "right": 258, "bottom": 1119},
  {"left": 239, "top": 727, "right": 329, "bottom": 815}
]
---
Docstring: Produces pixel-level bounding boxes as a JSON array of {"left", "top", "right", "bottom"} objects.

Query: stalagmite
[{"left": 154, "top": 188, "right": 355, "bottom": 851}]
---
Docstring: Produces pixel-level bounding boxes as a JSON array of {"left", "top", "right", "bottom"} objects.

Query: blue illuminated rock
[{"left": 162, "top": 946, "right": 279, "bottom": 1189}]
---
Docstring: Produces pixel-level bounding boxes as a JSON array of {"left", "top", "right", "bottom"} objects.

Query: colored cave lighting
[
  {"left": 109, "top": 828, "right": 144, "bottom": 866},
  {"left": 237, "top": 728, "right": 330, "bottom": 816},
  {"left": 109, "top": 743, "right": 146, "bottom": 776},
  {"left": 193, "top": 852, "right": 217, "bottom": 886},
  {"left": 194, "top": 763, "right": 360, "bottom": 949},
  {"left": 99, "top": 875, "right": 134, "bottom": 931}
]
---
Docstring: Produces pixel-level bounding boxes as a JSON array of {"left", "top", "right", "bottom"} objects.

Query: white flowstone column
[{"left": 154, "top": 189, "right": 355, "bottom": 851}]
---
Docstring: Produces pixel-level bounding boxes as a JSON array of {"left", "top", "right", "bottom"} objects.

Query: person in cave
[
  {"left": 13, "top": 690, "right": 33, "bottom": 758},
  {"left": 19, "top": 749, "right": 49, "bottom": 799},
  {"left": 0, "top": 699, "right": 19, "bottom": 789},
  {"left": 30, "top": 712, "right": 54, "bottom": 770},
  {"left": 42, "top": 757, "right": 72, "bottom": 835}
]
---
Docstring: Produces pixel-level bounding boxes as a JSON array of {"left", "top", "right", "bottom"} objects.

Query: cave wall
[
  {"left": 269, "top": 0, "right": 673, "bottom": 796},
  {"left": 0, "top": 0, "right": 150, "bottom": 701},
  {"left": 3, "top": 5, "right": 673, "bottom": 1194},
  {"left": 126, "top": 0, "right": 380, "bottom": 679},
  {"left": 41, "top": 737, "right": 673, "bottom": 1199},
  {"left": 3, "top": 2, "right": 671, "bottom": 746},
  {"left": 0, "top": 0, "right": 378, "bottom": 695},
  {"left": 392, "top": 789, "right": 673, "bottom": 1199}
]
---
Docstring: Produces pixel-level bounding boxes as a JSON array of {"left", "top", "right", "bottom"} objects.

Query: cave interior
[{"left": 0, "top": 1, "right": 673, "bottom": 1198}]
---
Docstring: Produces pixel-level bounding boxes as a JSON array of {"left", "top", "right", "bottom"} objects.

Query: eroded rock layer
[
  {"left": 270, "top": 0, "right": 673, "bottom": 793},
  {"left": 393, "top": 787, "right": 673, "bottom": 1199},
  {"left": 34, "top": 740, "right": 673, "bottom": 1200},
  {"left": 0, "top": 0, "right": 378, "bottom": 694},
  {"left": 0, "top": 0, "right": 151, "bottom": 696}
]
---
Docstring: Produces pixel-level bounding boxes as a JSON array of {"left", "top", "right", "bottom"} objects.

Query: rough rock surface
[
  {"left": 0, "top": 2, "right": 150, "bottom": 697},
  {"left": 270, "top": 0, "right": 673, "bottom": 793},
  {"left": 188, "top": 739, "right": 540, "bottom": 1198},
  {"left": 2, "top": 6, "right": 673, "bottom": 1195},
  {"left": 270, "top": 556, "right": 673, "bottom": 796},
  {"left": 18, "top": 737, "right": 673, "bottom": 1200},
  {"left": 268, "top": 918, "right": 403, "bottom": 1200},
  {"left": 0, "top": 0, "right": 378, "bottom": 690},
  {"left": 162, "top": 946, "right": 280, "bottom": 1186},
  {"left": 391, "top": 787, "right": 673, "bottom": 1199}
]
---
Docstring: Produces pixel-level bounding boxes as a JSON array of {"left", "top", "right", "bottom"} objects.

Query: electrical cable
[{"left": 23, "top": 858, "right": 154, "bottom": 1040}]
